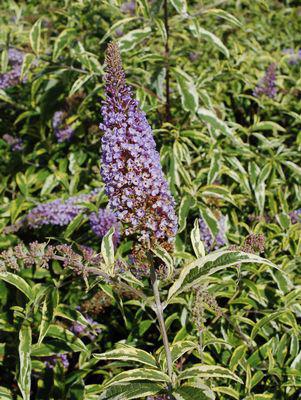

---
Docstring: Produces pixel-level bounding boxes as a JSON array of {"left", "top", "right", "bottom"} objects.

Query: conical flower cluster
[{"left": 100, "top": 42, "right": 177, "bottom": 249}]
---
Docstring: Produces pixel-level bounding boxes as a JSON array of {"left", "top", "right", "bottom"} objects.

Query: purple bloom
[
  {"left": 100, "top": 42, "right": 177, "bottom": 250},
  {"left": 0, "top": 48, "right": 26, "bottom": 89},
  {"left": 120, "top": 0, "right": 135, "bottom": 15},
  {"left": 3, "top": 134, "right": 23, "bottom": 151},
  {"left": 89, "top": 209, "right": 120, "bottom": 245},
  {"left": 26, "top": 191, "right": 99, "bottom": 228},
  {"left": 283, "top": 48, "right": 301, "bottom": 65},
  {"left": 52, "top": 111, "right": 74, "bottom": 142},
  {"left": 289, "top": 209, "right": 301, "bottom": 224},
  {"left": 44, "top": 353, "right": 69, "bottom": 369},
  {"left": 253, "top": 63, "right": 277, "bottom": 99},
  {"left": 199, "top": 214, "right": 227, "bottom": 252},
  {"left": 70, "top": 314, "right": 102, "bottom": 341}
]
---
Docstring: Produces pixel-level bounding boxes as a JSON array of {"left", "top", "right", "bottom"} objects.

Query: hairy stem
[
  {"left": 163, "top": 0, "right": 171, "bottom": 122},
  {"left": 150, "top": 265, "right": 173, "bottom": 381}
]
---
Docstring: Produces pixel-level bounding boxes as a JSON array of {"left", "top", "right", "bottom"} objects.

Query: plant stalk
[
  {"left": 163, "top": 0, "right": 171, "bottom": 122},
  {"left": 150, "top": 265, "right": 173, "bottom": 381}
]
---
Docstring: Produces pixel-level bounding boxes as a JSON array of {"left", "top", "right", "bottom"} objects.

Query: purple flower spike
[
  {"left": 89, "top": 209, "right": 120, "bottom": 245},
  {"left": 289, "top": 209, "right": 301, "bottom": 224},
  {"left": 100, "top": 42, "right": 177, "bottom": 251},
  {"left": 0, "top": 48, "right": 27, "bottom": 90},
  {"left": 3, "top": 134, "right": 24, "bottom": 151},
  {"left": 199, "top": 214, "right": 227, "bottom": 252},
  {"left": 253, "top": 63, "right": 277, "bottom": 99},
  {"left": 26, "top": 191, "right": 99, "bottom": 229},
  {"left": 52, "top": 111, "right": 74, "bottom": 142}
]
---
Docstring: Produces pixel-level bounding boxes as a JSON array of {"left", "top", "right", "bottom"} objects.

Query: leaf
[
  {"left": 99, "top": 382, "right": 163, "bottom": 400},
  {"left": 250, "top": 310, "right": 286, "bottom": 340},
  {"left": 118, "top": 27, "right": 152, "bottom": 52},
  {"left": 103, "top": 368, "right": 170, "bottom": 388},
  {"left": 170, "top": 0, "right": 187, "bottom": 15},
  {"left": 207, "top": 151, "right": 221, "bottom": 184},
  {"left": 46, "top": 325, "right": 88, "bottom": 353},
  {"left": 199, "top": 206, "right": 219, "bottom": 237},
  {"left": 198, "top": 28, "right": 229, "bottom": 58},
  {"left": 101, "top": 227, "right": 115, "bottom": 275},
  {"left": 69, "top": 74, "right": 92, "bottom": 96},
  {"left": 174, "top": 68, "right": 198, "bottom": 113},
  {"left": 94, "top": 344, "right": 157, "bottom": 368},
  {"left": 173, "top": 385, "right": 213, "bottom": 400},
  {"left": 178, "top": 195, "right": 194, "bottom": 233},
  {"left": 160, "top": 340, "right": 196, "bottom": 369},
  {"left": 203, "top": 8, "right": 242, "bottom": 27},
  {"left": 151, "top": 245, "right": 174, "bottom": 279},
  {"left": 38, "top": 288, "right": 58, "bottom": 345},
  {"left": 21, "top": 53, "right": 36, "bottom": 81},
  {"left": 64, "top": 213, "right": 85, "bottom": 239},
  {"left": 53, "top": 29, "right": 75, "bottom": 60},
  {"left": 0, "top": 386, "right": 12, "bottom": 400},
  {"left": 229, "top": 344, "right": 247, "bottom": 372},
  {"left": 197, "top": 108, "right": 232, "bottom": 136},
  {"left": 282, "top": 161, "right": 301, "bottom": 178},
  {"left": 29, "top": 18, "right": 42, "bottom": 54},
  {"left": 177, "top": 364, "right": 242, "bottom": 383},
  {"left": 18, "top": 322, "right": 32, "bottom": 400},
  {"left": 251, "top": 121, "right": 285, "bottom": 132},
  {"left": 213, "top": 387, "right": 239, "bottom": 399},
  {"left": 201, "top": 185, "right": 235, "bottom": 205},
  {"left": 0, "top": 272, "right": 34, "bottom": 301},
  {"left": 191, "top": 219, "right": 205, "bottom": 258},
  {"left": 167, "top": 251, "right": 281, "bottom": 301}
]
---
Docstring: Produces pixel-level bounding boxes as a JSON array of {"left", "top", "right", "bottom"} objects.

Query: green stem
[{"left": 150, "top": 265, "right": 173, "bottom": 381}]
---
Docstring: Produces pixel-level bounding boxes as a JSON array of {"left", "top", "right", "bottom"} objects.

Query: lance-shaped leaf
[
  {"left": 53, "top": 28, "right": 75, "bottom": 60},
  {"left": 38, "top": 288, "right": 58, "bottom": 345},
  {"left": 99, "top": 382, "right": 163, "bottom": 400},
  {"left": 18, "top": 322, "right": 32, "bottom": 400},
  {"left": 177, "top": 364, "right": 242, "bottom": 383},
  {"left": 173, "top": 385, "right": 214, "bottom": 400},
  {"left": 46, "top": 325, "right": 88, "bottom": 353},
  {"left": 174, "top": 68, "right": 198, "bottom": 113},
  {"left": 198, "top": 28, "right": 229, "bottom": 58},
  {"left": 119, "top": 27, "right": 152, "bottom": 52},
  {"left": 94, "top": 345, "right": 157, "bottom": 368},
  {"left": 151, "top": 245, "right": 174, "bottom": 278},
  {"left": 197, "top": 108, "right": 232, "bottom": 136},
  {"left": 170, "top": 0, "right": 187, "bottom": 15},
  {"left": 178, "top": 195, "right": 195, "bottom": 233},
  {"left": 159, "top": 340, "right": 197, "bottom": 370},
  {"left": 29, "top": 18, "right": 42, "bottom": 54},
  {"left": 0, "top": 272, "right": 34, "bottom": 301},
  {"left": 103, "top": 368, "right": 170, "bottom": 389},
  {"left": 191, "top": 219, "right": 205, "bottom": 258},
  {"left": 101, "top": 226, "right": 115, "bottom": 275},
  {"left": 168, "top": 251, "right": 281, "bottom": 301}
]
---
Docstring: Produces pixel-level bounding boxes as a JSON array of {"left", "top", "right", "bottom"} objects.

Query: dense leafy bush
[{"left": 0, "top": 0, "right": 300, "bottom": 399}]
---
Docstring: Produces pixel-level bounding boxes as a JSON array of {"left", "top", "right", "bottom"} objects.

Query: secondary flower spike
[{"left": 100, "top": 42, "right": 177, "bottom": 248}]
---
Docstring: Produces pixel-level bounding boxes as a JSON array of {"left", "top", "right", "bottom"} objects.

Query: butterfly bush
[
  {"left": 253, "top": 63, "right": 277, "bottom": 98},
  {"left": 0, "top": 48, "right": 26, "bottom": 89},
  {"left": 199, "top": 214, "right": 227, "bottom": 252},
  {"left": 89, "top": 209, "right": 120, "bottom": 245},
  {"left": 100, "top": 42, "right": 177, "bottom": 255},
  {"left": 52, "top": 111, "right": 74, "bottom": 142}
]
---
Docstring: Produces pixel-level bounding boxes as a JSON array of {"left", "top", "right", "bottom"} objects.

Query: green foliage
[{"left": 0, "top": 0, "right": 300, "bottom": 399}]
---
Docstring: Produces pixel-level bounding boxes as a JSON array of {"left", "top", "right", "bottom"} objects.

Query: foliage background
[{"left": 0, "top": 0, "right": 301, "bottom": 399}]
